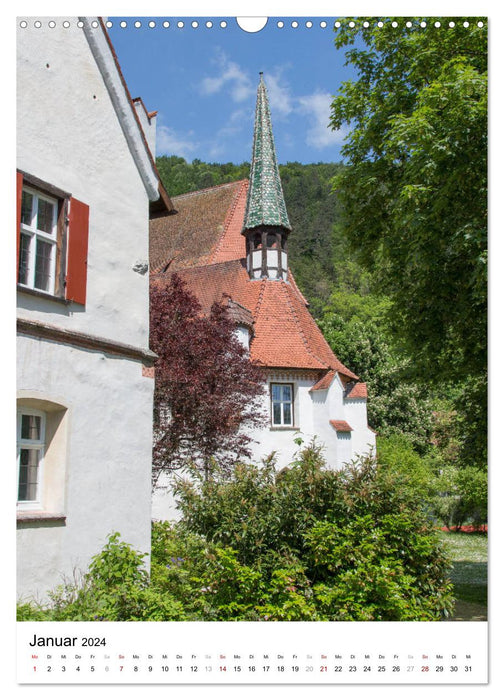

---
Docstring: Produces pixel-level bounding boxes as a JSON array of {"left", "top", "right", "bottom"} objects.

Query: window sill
[
  {"left": 270, "top": 426, "right": 299, "bottom": 431},
  {"left": 17, "top": 285, "right": 70, "bottom": 305},
  {"left": 17, "top": 511, "right": 66, "bottom": 526}
]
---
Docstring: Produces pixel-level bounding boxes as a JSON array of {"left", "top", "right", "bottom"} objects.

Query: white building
[
  {"left": 150, "top": 76, "right": 375, "bottom": 520},
  {"left": 16, "top": 17, "right": 174, "bottom": 601}
]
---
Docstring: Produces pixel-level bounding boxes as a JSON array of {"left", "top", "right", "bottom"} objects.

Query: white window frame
[
  {"left": 271, "top": 383, "right": 294, "bottom": 427},
  {"left": 18, "top": 186, "right": 58, "bottom": 294},
  {"left": 17, "top": 408, "right": 46, "bottom": 510}
]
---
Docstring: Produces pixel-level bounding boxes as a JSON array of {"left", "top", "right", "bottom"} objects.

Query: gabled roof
[
  {"left": 150, "top": 181, "right": 247, "bottom": 273},
  {"left": 82, "top": 18, "right": 175, "bottom": 215},
  {"left": 150, "top": 181, "right": 358, "bottom": 379},
  {"left": 345, "top": 382, "right": 368, "bottom": 399}
]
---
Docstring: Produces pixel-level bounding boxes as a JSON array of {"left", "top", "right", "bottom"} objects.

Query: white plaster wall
[
  {"left": 151, "top": 371, "right": 376, "bottom": 522},
  {"left": 343, "top": 398, "right": 376, "bottom": 459},
  {"left": 247, "top": 372, "right": 317, "bottom": 469},
  {"left": 16, "top": 22, "right": 155, "bottom": 602},
  {"left": 17, "top": 335, "right": 154, "bottom": 602},
  {"left": 17, "top": 21, "right": 151, "bottom": 349}
]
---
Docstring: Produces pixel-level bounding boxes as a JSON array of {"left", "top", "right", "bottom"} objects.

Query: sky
[{"left": 108, "top": 17, "right": 361, "bottom": 165}]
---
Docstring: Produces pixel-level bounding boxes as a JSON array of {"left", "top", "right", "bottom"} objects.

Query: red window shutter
[
  {"left": 66, "top": 197, "right": 89, "bottom": 305},
  {"left": 16, "top": 171, "right": 23, "bottom": 277}
]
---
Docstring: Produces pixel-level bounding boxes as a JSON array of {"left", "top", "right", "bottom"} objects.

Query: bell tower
[{"left": 242, "top": 73, "right": 292, "bottom": 280}]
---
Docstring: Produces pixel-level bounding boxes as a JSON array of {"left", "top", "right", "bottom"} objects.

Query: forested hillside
[{"left": 156, "top": 153, "right": 487, "bottom": 530}]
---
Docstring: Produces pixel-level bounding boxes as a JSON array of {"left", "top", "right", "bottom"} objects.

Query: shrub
[
  {"left": 173, "top": 443, "right": 454, "bottom": 620},
  {"left": 18, "top": 446, "right": 456, "bottom": 621}
]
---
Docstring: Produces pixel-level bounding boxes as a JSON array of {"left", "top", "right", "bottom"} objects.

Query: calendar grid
[{"left": 17, "top": 621, "right": 488, "bottom": 684}]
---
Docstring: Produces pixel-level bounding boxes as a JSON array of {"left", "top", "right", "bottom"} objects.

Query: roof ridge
[
  {"left": 209, "top": 180, "right": 248, "bottom": 265},
  {"left": 173, "top": 179, "right": 249, "bottom": 201},
  {"left": 287, "top": 269, "right": 310, "bottom": 307},
  {"left": 253, "top": 279, "right": 268, "bottom": 318}
]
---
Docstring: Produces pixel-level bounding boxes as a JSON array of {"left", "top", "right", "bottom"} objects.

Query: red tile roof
[
  {"left": 346, "top": 382, "right": 368, "bottom": 399},
  {"left": 150, "top": 181, "right": 247, "bottom": 273},
  {"left": 310, "top": 370, "right": 338, "bottom": 392},
  {"left": 150, "top": 181, "right": 359, "bottom": 378},
  {"left": 329, "top": 420, "right": 353, "bottom": 432}
]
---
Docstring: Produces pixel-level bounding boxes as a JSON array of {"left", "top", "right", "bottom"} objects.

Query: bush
[
  {"left": 172, "top": 443, "right": 454, "bottom": 620},
  {"left": 17, "top": 445, "right": 455, "bottom": 621},
  {"left": 430, "top": 466, "right": 488, "bottom": 530}
]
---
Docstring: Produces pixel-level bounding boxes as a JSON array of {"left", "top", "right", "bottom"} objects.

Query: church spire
[{"left": 243, "top": 73, "right": 291, "bottom": 280}]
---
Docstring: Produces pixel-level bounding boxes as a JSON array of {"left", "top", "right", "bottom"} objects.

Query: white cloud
[
  {"left": 156, "top": 125, "right": 198, "bottom": 159},
  {"left": 207, "top": 109, "right": 252, "bottom": 160},
  {"left": 262, "top": 71, "right": 293, "bottom": 117},
  {"left": 200, "top": 51, "right": 254, "bottom": 103},
  {"left": 297, "top": 91, "right": 348, "bottom": 149}
]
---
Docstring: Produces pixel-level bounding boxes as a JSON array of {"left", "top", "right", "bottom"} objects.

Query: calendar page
[{"left": 13, "top": 1, "right": 494, "bottom": 694}]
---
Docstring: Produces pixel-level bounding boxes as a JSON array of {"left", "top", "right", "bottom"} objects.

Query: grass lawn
[{"left": 438, "top": 531, "right": 487, "bottom": 621}]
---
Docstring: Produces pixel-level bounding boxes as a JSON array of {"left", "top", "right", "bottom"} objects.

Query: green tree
[
  {"left": 319, "top": 313, "right": 434, "bottom": 450},
  {"left": 330, "top": 18, "right": 487, "bottom": 385}
]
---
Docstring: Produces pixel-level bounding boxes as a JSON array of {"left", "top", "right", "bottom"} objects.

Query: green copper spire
[{"left": 242, "top": 73, "right": 292, "bottom": 232}]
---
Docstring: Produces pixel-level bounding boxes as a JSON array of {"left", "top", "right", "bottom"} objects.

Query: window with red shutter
[{"left": 16, "top": 171, "right": 89, "bottom": 305}]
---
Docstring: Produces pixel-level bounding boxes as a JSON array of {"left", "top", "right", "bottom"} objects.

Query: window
[
  {"left": 271, "top": 383, "right": 294, "bottom": 426},
  {"left": 16, "top": 171, "right": 90, "bottom": 304},
  {"left": 17, "top": 409, "right": 46, "bottom": 509},
  {"left": 18, "top": 187, "right": 58, "bottom": 293},
  {"left": 16, "top": 398, "right": 69, "bottom": 518}
]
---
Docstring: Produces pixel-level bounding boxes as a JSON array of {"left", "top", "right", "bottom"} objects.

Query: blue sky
[{"left": 108, "top": 17, "right": 360, "bottom": 165}]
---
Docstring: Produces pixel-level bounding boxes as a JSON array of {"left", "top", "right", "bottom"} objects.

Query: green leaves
[{"left": 330, "top": 18, "right": 487, "bottom": 385}]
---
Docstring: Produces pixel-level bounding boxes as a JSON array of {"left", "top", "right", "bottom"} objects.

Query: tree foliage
[
  {"left": 330, "top": 18, "right": 487, "bottom": 384},
  {"left": 150, "top": 274, "right": 266, "bottom": 481}
]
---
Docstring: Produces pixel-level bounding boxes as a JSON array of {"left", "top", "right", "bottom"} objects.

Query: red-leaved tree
[{"left": 150, "top": 274, "right": 266, "bottom": 484}]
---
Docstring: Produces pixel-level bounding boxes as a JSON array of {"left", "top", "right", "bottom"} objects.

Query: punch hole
[
  {"left": 192, "top": 21, "right": 199, "bottom": 28},
  {"left": 237, "top": 17, "right": 268, "bottom": 32},
  {"left": 178, "top": 21, "right": 184, "bottom": 28},
  {"left": 306, "top": 21, "right": 313, "bottom": 28},
  {"left": 120, "top": 21, "right": 127, "bottom": 28},
  {"left": 48, "top": 21, "right": 56, "bottom": 28},
  {"left": 135, "top": 21, "right": 142, "bottom": 28},
  {"left": 291, "top": 21, "right": 299, "bottom": 28},
  {"left": 320, "top": 21, "right": 327, "bottom": 28},
  {"left": 220, "top": 21, "right": 228, "bottom": 28},
  {"left": 149, "top": 21, "right": 156, "bottom": 28},
  {"left": 20, "top": 20, "right": 28, "bottom": 28},
  {"left": 206, "top": 21, "right": 213, "bottom": 28},
  {"left": 163, "top": 21, "right": 170, "bottom": 28},
  {"left": 106, "top": 21, "right": 113, "bottom": 28},
  {"left": 277, "top": 21, "right": 284, "bottom": 28}
]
